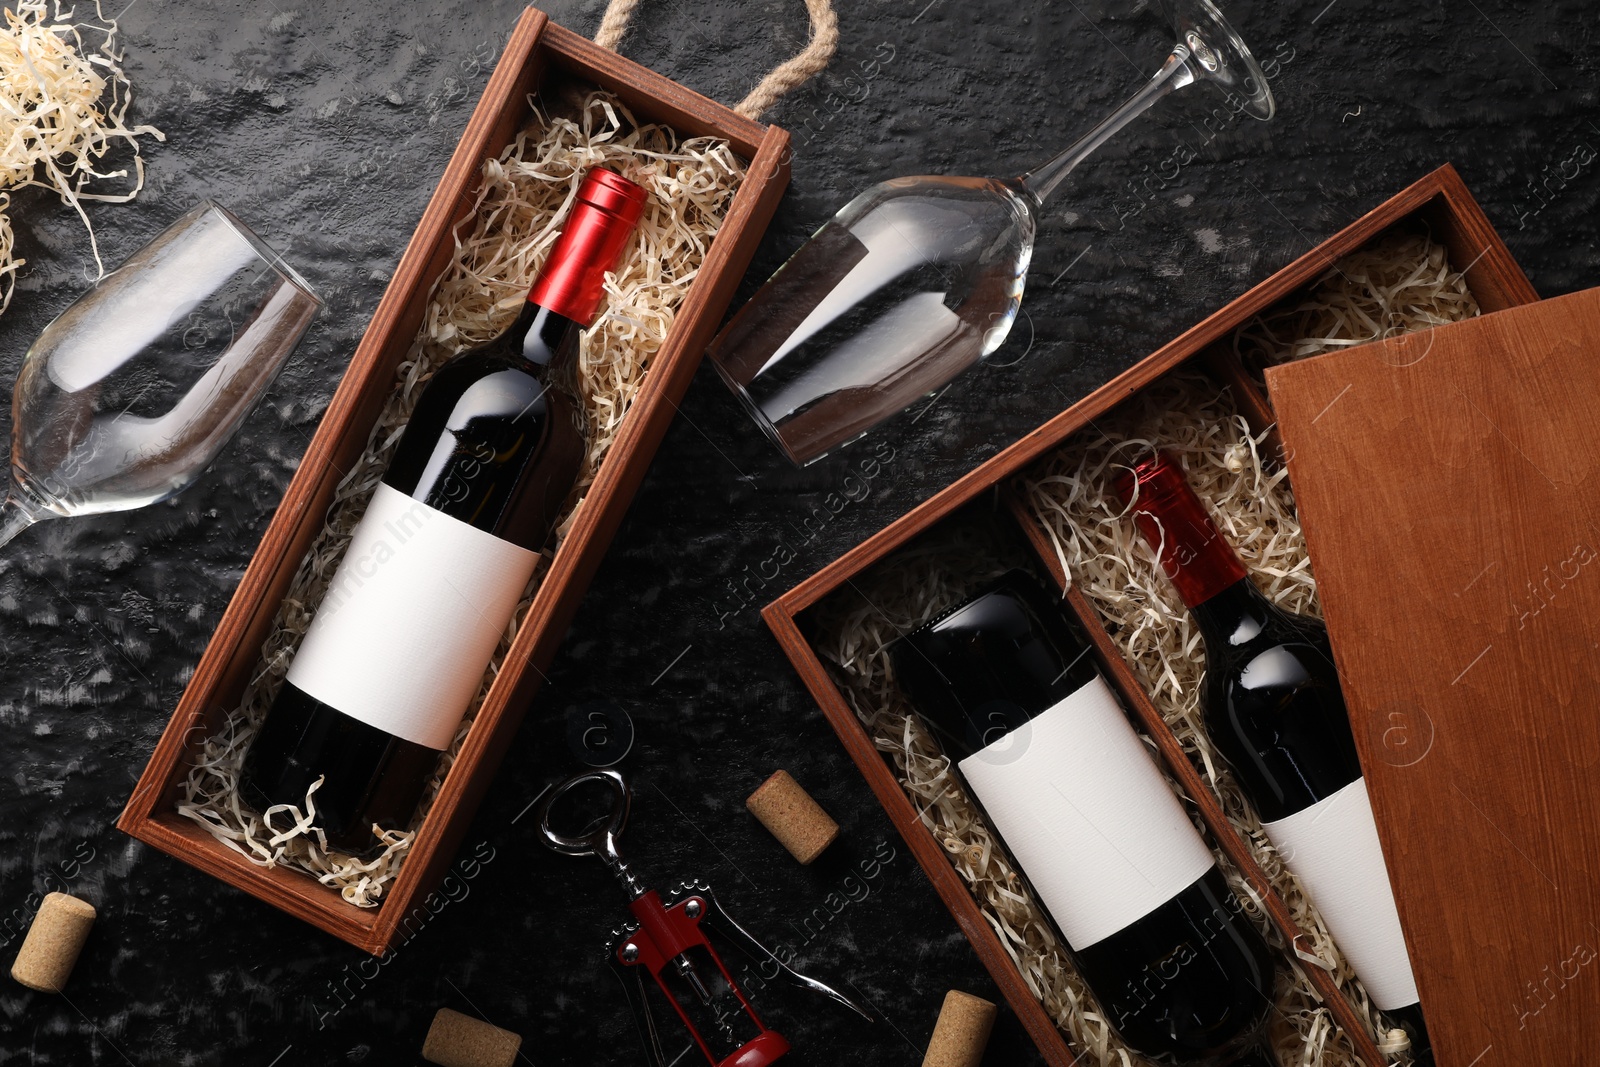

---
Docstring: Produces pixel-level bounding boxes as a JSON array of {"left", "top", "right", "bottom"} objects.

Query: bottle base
[
  {"left": 241, "top": 683, "right": 441, "bottom": 855},
  {"left": 1073, "top": 866, "right": 1276, "bottom": 1062}
]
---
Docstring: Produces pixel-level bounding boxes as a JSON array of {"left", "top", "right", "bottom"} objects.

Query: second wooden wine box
[{"left": 764, "top": 163, "right": 1600, "bottom": 1065}]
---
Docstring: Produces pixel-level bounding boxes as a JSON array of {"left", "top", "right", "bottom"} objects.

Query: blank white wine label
[
  {"left": 1261, "top": 777, "right": 1419, "bottom": 1011},
  {"left": 287, "top": 483, "right": 539, "bottom": 750},
  {"left": 958, "top": 676, "right": 1216, "bottom": 950}
]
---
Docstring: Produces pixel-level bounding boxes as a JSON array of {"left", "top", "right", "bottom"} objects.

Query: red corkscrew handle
[{"left": 619, "top": 890, "right": 791, "bottom": 1067}]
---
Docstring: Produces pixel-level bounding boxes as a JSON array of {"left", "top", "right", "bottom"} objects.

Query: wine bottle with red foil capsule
[
  {"left": 243, "top": 168, "right": 647, "bottom": 851},
  {"left": 892, "top": 570, "right": 1278, "bottom": 1066},
  {"left": 1116, "top": 451, "right": 1432, "bottom": 1064}
]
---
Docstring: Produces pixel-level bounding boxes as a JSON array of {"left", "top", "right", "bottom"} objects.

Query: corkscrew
[{"left": 535, "top": 769, "right": 873, "bottom": 1067}]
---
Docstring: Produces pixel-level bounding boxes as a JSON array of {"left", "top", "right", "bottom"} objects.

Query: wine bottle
[
  {"left": 242, "top": 167, "right": 647, "bottom": 851},
  {"left": 1116, "top": 451, "right": 1431, "bottom": 1063},
  {"left": 891, "top": 571, "right": 1276, "bottom": 1064}
]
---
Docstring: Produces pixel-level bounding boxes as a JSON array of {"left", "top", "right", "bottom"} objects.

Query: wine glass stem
[
  {"left": 1018, "top": 45, "right": 1197, "bottom": 206},
  {"left": 0, "top": 498, "right": 38, "bottom": 551}
]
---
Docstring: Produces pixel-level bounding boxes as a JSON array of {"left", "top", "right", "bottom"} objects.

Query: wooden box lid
[{"left": 1266, "top": 285, "right": 1600, "bottom": 1064}]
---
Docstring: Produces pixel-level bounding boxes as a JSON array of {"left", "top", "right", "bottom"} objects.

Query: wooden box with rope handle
[{"left": 119, "top": 4, "right": 815, "bottom": 955}]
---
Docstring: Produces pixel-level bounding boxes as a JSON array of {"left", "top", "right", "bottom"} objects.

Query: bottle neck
[
  {"left": 507, "top": 301, "right": 580, "bottom": 370},
  {"left": 1186, "top": 577, "right": 1272, "bottom": 652}
]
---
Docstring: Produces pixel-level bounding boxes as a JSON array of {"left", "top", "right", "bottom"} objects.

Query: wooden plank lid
[{"left": 1265, "top": 285, "right": 1600, "bottom": 1064}]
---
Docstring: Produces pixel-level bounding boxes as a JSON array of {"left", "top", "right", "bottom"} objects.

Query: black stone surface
[{"left": 0, "top": 1, "right": 1595, "bottom": 1064}]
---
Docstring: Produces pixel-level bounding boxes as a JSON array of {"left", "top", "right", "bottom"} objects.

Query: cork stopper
[
  {"left": 10, "top": 892, "right": 96, "bottom": 994},
  {"left": 422, "top": 1008, "right": 522, "bottom": 1067},
  {"left": 921, "top": 990, "right": 997, "bottom": 1067},
  {"left": 745, "top": 769, "right": 839, "bottom": 865}
]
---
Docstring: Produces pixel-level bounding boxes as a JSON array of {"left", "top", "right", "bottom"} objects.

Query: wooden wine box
[
  {"left": 117, "top": 7, "right": 790, "bottom": 954},
  {"left": 762, "top": 164, "right": 1572, "bottom": 1066}
]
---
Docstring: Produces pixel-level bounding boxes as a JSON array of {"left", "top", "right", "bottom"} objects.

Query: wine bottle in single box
[
  {"left": 1116, "top": 450, "right": 1432, "bottom": 1064},
  {"left": 891, "top": 570, "right": 1278, "bottom": 1066},
  {"left": 242, "top": 167, "right": 647, "bottom": 851}
]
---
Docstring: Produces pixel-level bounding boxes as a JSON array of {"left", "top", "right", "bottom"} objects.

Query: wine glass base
[{"left": 1162, "top": 0, "right": 1275, "bottom": 121}]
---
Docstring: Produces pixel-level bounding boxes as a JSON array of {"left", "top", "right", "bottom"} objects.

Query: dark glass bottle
[
  {"left": 1117, "top": 451, "right": 1430, "bottom": 1064},
  {"left": 242, "top": 168, "right": 647, "bottom": 852},
  {"left": 891, "top": 571, "right": 1276, "bottom": 1065}
]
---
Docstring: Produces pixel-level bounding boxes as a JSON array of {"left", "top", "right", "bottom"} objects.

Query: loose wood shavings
[
  {"left": 175, "top": 91, "right": 745, "bottom": 907},
  {"left": 0, "top": 0, "right": 164, "bottom": 310},
  {"left": 0, "top": 199, "right": 15, "bottom": 300},
  {"left": 1234, "top": 230, "right": 1479, "bottom": 379}
]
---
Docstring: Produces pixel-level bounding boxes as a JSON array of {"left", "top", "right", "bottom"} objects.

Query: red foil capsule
[
  {"left": 528, "top": 167, "right": 648, "bottom": 327},
  {"left": 1114, "top": 450, "right": 1248, "bottom": 608}
]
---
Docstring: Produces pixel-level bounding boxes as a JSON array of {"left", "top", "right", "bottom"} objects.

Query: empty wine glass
[
  {"left": 0, "top": 200, "right": 321, "bottom": 547},
  {"left": 707, "top": 0, "right": 1274, "bottom": 466}
]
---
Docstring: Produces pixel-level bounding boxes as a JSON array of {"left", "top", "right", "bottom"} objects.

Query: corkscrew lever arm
[
  {"left": 609, "top": 948, "right": 671, "bottom": 1067},
  {"left": 689, "top": 882, "right": 875, "bottom": 1023},
  {"left": 536, "top": 767, "right": 874, "bottom": 1047}
]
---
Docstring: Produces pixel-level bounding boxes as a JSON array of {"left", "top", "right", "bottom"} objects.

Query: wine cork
[
  {"left": 10, "top": 892, "right": 96, "bottom": 994},
  {"left": 422, "top": 1008, "right": 522, "bottom": 1067},
  {"left": 921, "top": 989, "right": 997, "bottom": 1067},
  {"left": 745, "top": 769, "right": 839, "bottom": 865}
]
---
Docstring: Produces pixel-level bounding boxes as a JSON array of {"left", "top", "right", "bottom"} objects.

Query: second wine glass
[
  {"left": 1, "top": 201, "right": 321, "bottom": 549},
  {"left": 707, "top": 0, "right": 1274, "bottom": 466}
]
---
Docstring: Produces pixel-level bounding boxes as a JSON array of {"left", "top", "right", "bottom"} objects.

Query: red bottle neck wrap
[
  {"left": 528, "top": 168, "right": 647, "bottom": 327},
  {"left": 1114, "top": 450, "right": 1247, "bottom": 608}
]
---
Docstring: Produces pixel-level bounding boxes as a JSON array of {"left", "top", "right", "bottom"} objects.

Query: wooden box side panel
[
  {"left": 1421, "top": 172, "right": 1538, "bottom": 312},
  {"left": 1198, "top": 163, "right": 1538, "bottom": 462},
  {"left": 539, "top": 23, "right": 768, "bottom": 156},
  {"left": 134, "top": 815, "right": 396, "bottom": 952}
]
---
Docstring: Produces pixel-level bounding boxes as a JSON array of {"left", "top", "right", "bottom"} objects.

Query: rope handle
[{"left": 593, "top": 0, "right": 839, "bottom": 119}]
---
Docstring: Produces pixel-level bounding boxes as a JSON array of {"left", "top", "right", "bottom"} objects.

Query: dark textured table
[{"left": 1, "top": 1, "right": 1595, "bottom": 1064}]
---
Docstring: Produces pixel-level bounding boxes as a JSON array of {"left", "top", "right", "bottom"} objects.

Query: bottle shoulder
[
  {"left": 380, "top": 335, "right": 582, "bottom": 544},
  {"left": 892, "top": 569, "right": 1102, "bottom": 757},
  {"left": 1197, "top": 589, "right": 1362, "bottom": 817},
  {"left": 428, "top": 344, "right": 541, "bottom": 385},
  {"left": 430, "top": 301, "right": 576, "bottom": 382},
  {"left": 1194, "top": 579, "right": 1328, "bottom": 650},
  {"left": 1200, "top": 586, "right": 1340, "bottom": 697}
]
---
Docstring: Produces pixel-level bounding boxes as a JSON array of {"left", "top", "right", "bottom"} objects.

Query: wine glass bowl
[
  {"left": 707, "top": 0, "right": 1273, "bottom": 467},
  {"left": 2, "top": 201, "right": 321, "bottom": 546},
  {"left": 709, "top": 175, "right": 1036, "bottom": 466}
]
